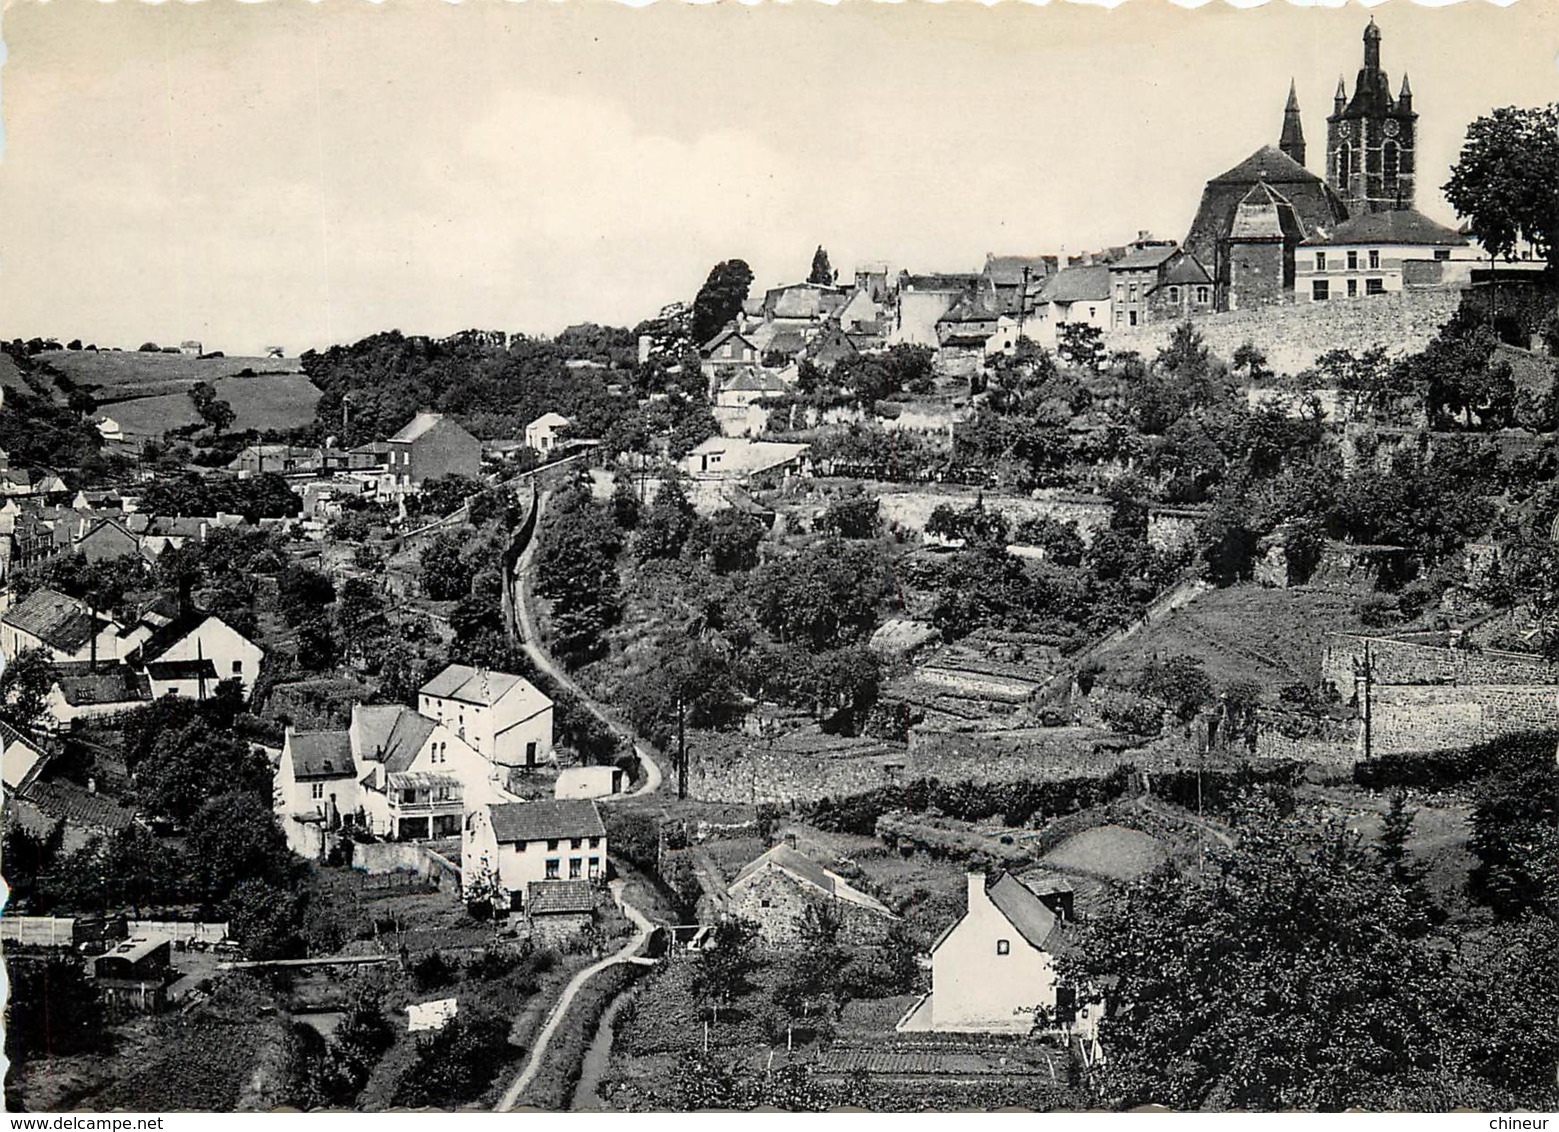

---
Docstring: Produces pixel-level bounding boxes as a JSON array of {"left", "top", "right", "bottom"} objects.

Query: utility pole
[{"left": 1016, "top": 265, "right": 1031, "bottom": 342}]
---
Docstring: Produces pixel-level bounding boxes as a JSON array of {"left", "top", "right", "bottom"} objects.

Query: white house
[
  {"left": 715, "top": 369, "right": 792, "bottom": 411},
  {"left": 1028, "top": 265, "right": 1113, "bottom": 347},
  {"left": 0, "top": 720, "right": 49, "bottom": 797},
  {"left": 1297, "top": 208, "right": 1471, "bottom": 302},
  {"left": 908, "top": 872, "right": 1099, "bottom": 1038},
  {"left": 553, "top": 765, "right": 624, "bottom": 800},
  {"left": 418, "top": 664, "right": 554, "bottom": 771},
  {"left": 134, "top": 614, "right": 266, "bottom": 699},
  {"left": 0, "top": 588, "right": 121, "bottom": 666},
  {"left": 524, "top": 413, "right": 572, "bottom": 455},
  {"left": 462, "top": 799, "right": 607, "bottom": 910},
  {"left": 683, "top": 437, "right": 811, "bottom": 483},
  {"left": 274, "top": 702, "right": 519, "bottom": 858}
]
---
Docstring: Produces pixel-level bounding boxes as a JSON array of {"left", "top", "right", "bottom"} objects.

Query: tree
[
  {"left": 1467, "top": 739, "right": 1559, "bottom": 919},
  {"left": 278, "top": 564, "right": 337, "bottom": 626},
  {"left": 0, "top": 647, "right": 57, "bottom": 732},
  {"left": 392, "top": 1006, "right": 513, "bottom": 1108},
  {"left": 808, "top": 245, "right": 834, "bottom": 286},
  {"left": 611, "top": 473, "right": 642, "bottom": 530},
  {"left": 4, "top": 954, "right": 107, "bottom": 1065},
  {"left": 691, "top": 259, "right": 755, "bottom": 346},
  {"left": 633, "top": 472, "right": 698, "bottom": 561},
  {"left": 690, "top": 918, "right": 760, "bottom": 1021},
  {"left": 534, "top": 488, "right": 623, "bottom": 667},
  {"left": 419, "top": 532, "right": 474, "bottom": 602},
  {"left": 1444, "top": 103, "right": 1559, "bottom": 272},
  {"left": 336, "top": 577, "right": 390, "bottom": 664},
  {"left": 295, "top": 614, "right": 339, "bottom": 672},
  {"left": 1066, "top": 798, "right": 1534, "bottom": 1111},
  {"left": 702, "top": 508, "right": 765, "bottom": 574},
  {"left": 777, "top": 901, "right": 847, "bottom": 1020},
  {"left": 189, "top": 791, "right": 296, "bottom": 903},
  {"left": 1057, "top": 322, "right": 1106, "bottom": 371},
  {"left": 816, "top": 491, "right": 880, "bottom": 540}
]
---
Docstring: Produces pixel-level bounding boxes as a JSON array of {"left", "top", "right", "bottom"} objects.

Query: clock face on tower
[{"left": 1384, "top": 120, "right": 1400, "bottom": 138}]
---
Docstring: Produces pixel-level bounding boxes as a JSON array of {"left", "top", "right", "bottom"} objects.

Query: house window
[
  {"left": 570, "top": 838, "right": 582, "bottom": 850},
  {"left": 1369, "top": 249, "right": 1381, "bottom": 270},
  {"left": 168, "top": 686, "right": 180, "bottom": 696},
  {"left": 1434, "top": 249, "right": 1451, "bottom": 262},
  {"left": 1167, "top": 286, "right": 1180, "bottom": 303},
  {"left": 1128, "top": 311, "right": 1138, "bottom": 327},
  {"left": 401, "top": 789, "right": 416, "bottom": 805},
  {"left": 232, "top": 661, "right": 243, "bottom": 675},
  {"left": 588, "top": 856, "right": 600, "bottom": 877},
  {"left": 1312, "top": 280, "right": 1330, "bottom": 301},
  {"left": 547, "top": 839, "right": 559, "bottom": 850},
  {"left": 1366, "top": 278, "right": 1386, "bottom": 296},
  {"left": 589, "top": 837, "right": 600, "bottom": 849},
  {"left": 1314, "top": 251, "right": 1327, "bottom": 271},
  {"left": 526, "top": 741, "right": 538, "bottom": 767},
  {"left": 1114, "top": 312, "right": 1123, "bottom": 327},
  {"left": 1347, "top": 279, "right": 1359, "bottom": 298},
  {"left": 996, "top": 939, "right": 1011, "bottom": 956},
  {"left": 568, "top": 858, "right": 582, "bottom": 879},
  {"left": 1114, "top": 284, "right": 1124, "bottom": 301},
  {"left": 1087, "top": 306, "right": 1096, "bottom": 319},
  {"left": 311, "top": 783, "right": 324, "bottom": 800},
  {"left": 761, "top": 898, "right": 771, "bottom": 908},
  {"left": 1346, "top": 251, "right": 1358, "bottom": 270},
  {"left": 1128, "top": 283, "right": 1138, "bottom": 301},
  {"left": 1196, "top": 286, "right": 1210, "bottom": 305},
  {"left": 545, "top": 858, "right": 560, "bottom": 879}
]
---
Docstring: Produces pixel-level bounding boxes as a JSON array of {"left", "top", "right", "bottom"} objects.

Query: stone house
[
  {"left": 418, "top": 664, "right": 554, "bottom": 771},
  {"left": 908, "top": 872, "right": 1098, "bottom": 1037},
  {"left": 1224, "top": 181, "right": 1307, "bottom": 310},
  {"left": 893, "top": 274, "right": 982, "bottom": 348},
  {"left": 700, "top": 328, "right": 760, "bottom": 379},
  {"left": 380, "top": 411, "right": 482, "bottom": 500},
  {"left": 75, "top": 518, "right": 140, "bottom": 564},
  {"left": 726, "top": 841, "right": 898, "bottom": 948},
  {"left": 1029, "top": 264, "right": 1112, "bottom": 348},
  {"left": 463, "top": 799, "right": 608, "bottom": 910},
  {"left": 526, "top": 880, "right": 595, "bottom": 947},
  {"left": 1109, "top": 238, "right": 1216, "bottom": 329}
]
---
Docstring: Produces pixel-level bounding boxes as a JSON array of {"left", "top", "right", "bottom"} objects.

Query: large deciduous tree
[{"left": 1443, "top": 103, "right": 1559, "bottom": 273}]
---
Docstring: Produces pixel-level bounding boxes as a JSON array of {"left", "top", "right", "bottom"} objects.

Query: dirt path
[
  {"left": 494, "top": 880, "right": 654, "bottom": 1112},
  {"left": 512, "top": 488, "right": 663, "bottom": 798}
]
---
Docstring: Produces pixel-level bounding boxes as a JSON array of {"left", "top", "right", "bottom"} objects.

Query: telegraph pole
[{"left": 677, "top": 693, "right": 688, "bottom": 800}]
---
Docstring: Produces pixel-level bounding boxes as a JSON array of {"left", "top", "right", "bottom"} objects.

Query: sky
[{"left": 1, "top": 0, "right": 1556, "bottom": 356}]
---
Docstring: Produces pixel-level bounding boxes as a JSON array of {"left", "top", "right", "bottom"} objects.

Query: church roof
[
  {"left": 1208, "top": 145, "right": 1322, "bottom": 187},
  {"left": 1301, "top": 208, "right": 1468, "bottom": 248},
  {"left": 1184, "top": 145, "right": 1349, "bottom": 271},
  {"left": 1229, "top": 182, "right": 1308, "bottom": 244},
  {"left": 1158, "top": 254, "right": 1213, "bottom": 287}
]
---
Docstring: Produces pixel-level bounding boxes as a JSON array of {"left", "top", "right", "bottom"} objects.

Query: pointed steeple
[
  {"left": 1398, "top": 72, "right": 1413, "bottom": 112},
  {"left": 1334, "top": 77, "right": 1348, "bottom": 112},
  {"left": 1279, "top": 79, "right": 1306, "bottom": 167}
]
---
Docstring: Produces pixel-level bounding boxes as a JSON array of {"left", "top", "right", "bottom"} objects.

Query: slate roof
[
  {"left": 421, "top": 664, "right": 531, "bottom": 708},
  {"left": 289, "top": 731, "right": 355, "bottom": 780},
  {"left": 722, "top": 369, "right": 792, "bottom": 395},
  {"left": 1158, "top": 255, "right": 1214, "bottom": 287},
  {"left": 55, "top": 668, "right": 152, "bottom": 708},
  {"left": 388, "top": 411, "right": 449, "bottom": 444},
  {"left": 21, "top": 780, "right": 136, "bottom": 832},
  {"left": 702, "top": 327, "right": 757, "bottom": 356},
  {"left": 731, "top": 843, "right": 895, "bottom": 916},
  {"left": 984, "top": 255, "right": 1053, "bottom": 286},
  {"left": 527, "top": 880, "right": 594, "bottom": 916},
  {"left": 1039, "top": 265, "right": 1112, "bottom": 304},
  {"left": 487, "top": 799, "right": 606, "bottom": 844},
  {"left": 901, "top": 273, "right": 981, "bottom": 292},
  {"left": 374, "top": 709, "right": 438, "bottom": 774},
  {"left": 986, "top": 871, "right": 1062, "bottom": 951},
  {"left": 1110, "top": 243, "right": 1182, "bottom": 273},
  {"left": 1228, "top": 182, "right": 1307, "bottom": 244},
  {"left": 145, "top": 658, "right": 217, "bottom": 681},
  {"left": 763, "top": 330, "right": 808, "bottom": 358},
  {"left": 1301, "top": 207, "right": 1468, "bottom": 248},
  {"left": 2, "top": 588, "right": 103, "bottom": 654},
  {"left": 528, "top": 412, "right": 571, "bottom": 430}
]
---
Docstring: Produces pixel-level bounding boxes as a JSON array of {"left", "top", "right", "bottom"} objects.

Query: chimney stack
[
  {"left": 966, "top": 872, "right": 987, "bottom": 910},
  {"left": 87, "top": 777, "right": 97, "bottom": 795}
]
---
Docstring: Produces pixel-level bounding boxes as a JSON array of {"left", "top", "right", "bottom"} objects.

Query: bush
[{"left": 1097, "top": 692, "right": 1164, "bottom": 737}]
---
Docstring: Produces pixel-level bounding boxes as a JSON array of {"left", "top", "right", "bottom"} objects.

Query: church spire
[
  {"left": 1279, "top": 79, "right": 1306, "bottom": 167},
  {"left": 1334, "top": 77, "right": 1347, "bottom": 112},
  {"left": 1399, "top": 72, "right": 1413, "bottom": 111}
]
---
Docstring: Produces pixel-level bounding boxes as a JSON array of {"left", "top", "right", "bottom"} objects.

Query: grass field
[
  {"left": 104, "top": 372, "right": 322, "bottom": 437},
  {"left": 1092, "top": 582, "right": 1374, "bottom": 694},
  {"left": 1039, "top": 823, "right": 1168, "bottom": 883},
  {"left": 40, "top": 349, "right": 302, "bottom": 397}
]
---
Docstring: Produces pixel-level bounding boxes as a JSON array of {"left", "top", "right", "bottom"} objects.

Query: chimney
[
  {"left": 87, "top": 777, "right": 97, "bottom": 795},
  {"left": 966, "top": 872, "right": 987, "bottom": 910},
  {"left": 786, "top": 832, "right": 798, "bottom": 850}
]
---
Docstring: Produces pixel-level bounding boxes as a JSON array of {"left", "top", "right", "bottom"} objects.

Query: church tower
[
  {"left": 1279, "top": 80, "right": 1306, "bottom": 167},
  {"left": 1325, "top": 18, "right": 1418, "bottom": 215}
]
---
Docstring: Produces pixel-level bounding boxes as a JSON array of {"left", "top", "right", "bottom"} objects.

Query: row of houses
[{"left": 0, "top": 586, "right": 266, "bottom": 727}]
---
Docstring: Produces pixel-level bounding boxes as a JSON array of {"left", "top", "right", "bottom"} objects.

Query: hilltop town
[{"left": 2, "top": 19, "right": 1557, "bottom": 1116}]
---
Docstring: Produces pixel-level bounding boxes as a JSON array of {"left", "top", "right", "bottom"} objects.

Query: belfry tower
[
  {"left": 1278, "top": 79, "right": 1306, "bottom": 167},
  {"left": 1325, "top": 18, "right": 1418, "bottom": 214}
]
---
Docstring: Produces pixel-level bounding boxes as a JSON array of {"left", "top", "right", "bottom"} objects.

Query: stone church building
[{"left": 1184, "top": 19, "right": 1418, "bottom": 312}]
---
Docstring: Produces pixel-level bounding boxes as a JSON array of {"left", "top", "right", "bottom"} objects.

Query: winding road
[
  {"left": 494, "top": 880, "right": 655, "bottom": 1112},
  {"left": 512, "top": 486, "right": 663, "bottom": 798}
]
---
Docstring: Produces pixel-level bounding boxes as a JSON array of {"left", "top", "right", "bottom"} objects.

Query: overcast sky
[{"left": 1, "top": 1, "right": 1556, "bottom": 356}]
